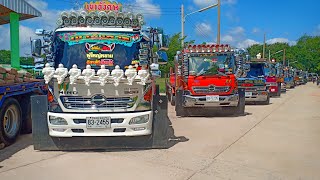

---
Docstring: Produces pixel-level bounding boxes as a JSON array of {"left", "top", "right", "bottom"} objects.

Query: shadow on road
[{"left": 0, "top": 135, "right": 32, "bottom": 163}]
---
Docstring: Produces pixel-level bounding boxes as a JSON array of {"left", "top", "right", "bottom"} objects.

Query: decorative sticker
[
  {"left": 85, "top": 43, "right": 115, "bottom": 67},
  {"left": 58, "top": 32, "right": 142, "bottom": 47}
]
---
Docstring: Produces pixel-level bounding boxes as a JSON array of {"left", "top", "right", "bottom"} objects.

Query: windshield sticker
[
  {"left": 58, "top": 33, "right": 142, "bottom": 47},
  {"left": 85, "top": 42, "right": 115, "bottom": 67},
  {"left": 85, "top": 43, "right": 115, "bottom": 52}
]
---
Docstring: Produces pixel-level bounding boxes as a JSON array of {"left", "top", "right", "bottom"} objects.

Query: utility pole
[
  {"left": 217, "top": 0, "right": 221, "bottom": 44},
  {"left": 263, "top": 33, "right": 266, "bottom": 59},
  {"left": 181, "top": 4, "right": 184, "bottom": 48},
  {"left": 283, "top": 49, "right": 286, "bottom": 66}
]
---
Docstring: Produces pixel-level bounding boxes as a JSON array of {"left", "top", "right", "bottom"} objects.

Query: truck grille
[
  {"left": 60, "top": 96, "right": 135, "bottom": 110},
  {"left": 193, "top": 86, "right": 230, "bottom": 94}
]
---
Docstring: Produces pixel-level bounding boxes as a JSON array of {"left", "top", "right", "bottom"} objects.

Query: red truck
[{"left": 166, "top": 44, "right": 245, "bottom": 117}]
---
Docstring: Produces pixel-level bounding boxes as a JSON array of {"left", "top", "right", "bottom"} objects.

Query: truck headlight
[
  {"left": 49, "top": 116, "right": 68, "bottom": 125},
  {"left": 129, "top": 115, "right": 149, "bottom": 125}
]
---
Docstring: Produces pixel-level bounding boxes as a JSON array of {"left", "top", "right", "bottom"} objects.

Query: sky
[{"left": 0, "top": 0, "right": 319, "bottom": 56}]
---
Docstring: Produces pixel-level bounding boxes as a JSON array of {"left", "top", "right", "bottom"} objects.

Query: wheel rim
[{"left": 3, "top": 105, "right": 19, "bottom": 138}]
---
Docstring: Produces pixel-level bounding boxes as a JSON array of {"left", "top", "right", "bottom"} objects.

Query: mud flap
[
  {"left": 238, "top": 88, "right": 246, "bottom": 115},
  {"left": 31, "top": 95, "right": 169, "bottom": 151},
  {"left": 151, "top": 95, "right": 169, "bottom": 148},
  {"left": 175, "top": 90, "right": 186, "bottom": 117}
]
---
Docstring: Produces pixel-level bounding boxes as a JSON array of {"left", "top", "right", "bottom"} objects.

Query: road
[{"left": 0, "top": 83, "right": 320, "bottom": 180}]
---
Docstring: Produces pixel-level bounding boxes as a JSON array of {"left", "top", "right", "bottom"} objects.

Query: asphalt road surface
[{"left": 1, "top": 83, "right": 320, "bottom": 180}]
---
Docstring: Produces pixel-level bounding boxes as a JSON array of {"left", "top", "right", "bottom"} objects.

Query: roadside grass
[{"left": 156, "top": 78, "right": 166, "bottom": 94}]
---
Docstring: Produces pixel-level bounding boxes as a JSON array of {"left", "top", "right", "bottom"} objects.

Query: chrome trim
[
  {"left": 183, "top": 94, "right": 239, "bottom": 107},
  {"left": 192, "top": 85, "right": 230, "bottom": 94},
  {"left": 61, "top": 96, "right": 136, "bottom": 110}
]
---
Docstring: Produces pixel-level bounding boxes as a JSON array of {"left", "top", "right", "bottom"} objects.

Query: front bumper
[
  {"left": 245, "top": 91, "right": 268, "bottom": 102},
  {"left": 47, "top": 111, "right": 153, "bottom": 137},
  {"left": 183, "top": 94, "right": 239, "bottom": 107}
]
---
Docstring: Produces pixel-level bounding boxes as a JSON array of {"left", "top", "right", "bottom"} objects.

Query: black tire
[
  {"left": 0, "top": 98, "right": 22, "bottom": 146},
  {"left": 228, "top": 88, "right": 245, "bottom": 115},
  {"left": 276, "top": 83, "right": 281, "bottom": 97},
  {"left": 261, "top": 94, "right": 270, "bottom": 105},
  {"left": 170, "top": 95, "right": 176, "bottom": 106},
  {"left": 175, "top": 90, "right": 187, "bottom": 117},
  {"left": 22, "top": 101, "right": 32, "bottom": 134}
]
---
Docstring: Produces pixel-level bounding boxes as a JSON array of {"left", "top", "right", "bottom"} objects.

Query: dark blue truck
[{"left": 0, "top": 81, "right": 45, "bottom": 148}]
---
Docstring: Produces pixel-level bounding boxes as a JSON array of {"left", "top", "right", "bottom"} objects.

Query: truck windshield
[
  {"left": 248, "top": 63, "right": 264, "bottom": 77},
  {"left": 189, "top": 54, "right": 235, "bottom": 76},
  {"left": 265, "top": 64, "right": 276, "bottom": 76},
  {"left": 54, "top": 31, "right": 142, "bottom": 70}
]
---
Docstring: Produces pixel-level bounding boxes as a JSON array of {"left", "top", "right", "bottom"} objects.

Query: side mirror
[
  {"left": 31, "top": 39, "right": 42, "bottom": 57},
  {"left": 156, "top": 50, "right": 168, "bottom": 65}
]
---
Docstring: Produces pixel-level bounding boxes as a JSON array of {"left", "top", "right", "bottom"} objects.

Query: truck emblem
[
  {"left": 208, "top": 85, "right": 216, "bottom": 91},
  {"left": 91, "top": 94, "right": 106, "bottom": 106}
]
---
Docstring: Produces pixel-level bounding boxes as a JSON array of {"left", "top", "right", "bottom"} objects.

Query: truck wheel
[
  {"left": 261, "top": 94, "right": 270, "bottom": 105},
  {"left": 0, "top": 98, "right": 22, "bottom": 146},
  {"left": 175, "top": 90, "right": 187, "bottom": 117},
  {"left": 276, "top": 83, "right": 281, "bottom": 97},
  {"left": 170, "top": 95, "right": 176, "bottom": 106}
]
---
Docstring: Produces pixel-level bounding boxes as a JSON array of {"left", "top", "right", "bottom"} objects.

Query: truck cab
[
  {"left": 238, "top": 61, "right": 269, "bottom": 105},
  {"left": 169, "top": 44, "right": 246, "bottom": 117},
  {"left": 30, "top": 4, "right": 170, "bottom": 150}
]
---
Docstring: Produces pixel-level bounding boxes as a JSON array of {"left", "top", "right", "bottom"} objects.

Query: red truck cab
[{"left": 167, "top": 44, "right": 245, "bottom": 117}]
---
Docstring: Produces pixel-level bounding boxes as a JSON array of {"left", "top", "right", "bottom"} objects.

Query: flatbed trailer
[{"left": 0, "top": 81, "right": 45, "bottom": 147}]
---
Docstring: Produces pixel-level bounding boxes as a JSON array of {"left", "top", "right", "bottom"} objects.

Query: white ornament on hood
[
  {"left": 97, "top": 65, "right": 110, "bottom": 86},
  {"left": 68, "top": 64, "right": 81, "bottom": 84},
  {"left": 125, "top": 65, "right": 137, "bottom": 85},
  {"left": 55, "top": 64, "right": 68, "bottom": 84},
  {"left": 82, "top": 65, "right": 95, "bottom": 86},
  {"left": 111, "top": 65, "right": 124, "bottom": 87},
  {"left": 42, "top": 63, "right": 55, "bottom": 84}
]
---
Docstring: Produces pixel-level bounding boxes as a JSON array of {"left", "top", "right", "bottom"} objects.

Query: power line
[{"left": 187, "top": 16, "right": 212, "bottom": 40}]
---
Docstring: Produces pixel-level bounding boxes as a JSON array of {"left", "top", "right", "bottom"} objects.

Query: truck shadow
[{"left": 0, "top": 134, "right": 32, "bottom": 163}]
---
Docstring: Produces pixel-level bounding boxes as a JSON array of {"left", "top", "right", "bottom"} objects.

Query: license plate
[
  {"left": 206, "top": 95, "right": 219, "bottom": 102},
  {"left": 245, "top": 92, "right": 253, "bottom": 97},
  {"left": 86, "top": 117, "right": 111, "bottom": 129}
]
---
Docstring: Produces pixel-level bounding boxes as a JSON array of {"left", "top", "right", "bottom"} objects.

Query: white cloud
[
  {"left": 25, "top": 0, "right": 61, "bottom": 29},
  {"left": 237, "top": 39, "right": 260, "bottom": 48},
  {"left": 230, "top": 26, "right": 245, "bottom": 35},
  {"left": 193, "top": 0, "right": 236, "bottom": 7},
  {"left": 252, "top": 27, "right": 260, "bottom": 34},
  {"left": 314, "top": 24, "right": 320, "bottom": 35},
  {"left": 0, "top": 25, "right": 37, "bottom": 56},
  {"left": 221, "top": 35, "right": 233, "bottom": 43},
  {"left": 126, "top": 0, "right": 161, "bottom": 18},
  {"left": 266, "top": 38, "right": 297, "bottom": 46},
  {"left": 195, "top": 22, "right": 213, "bottom": 37}
]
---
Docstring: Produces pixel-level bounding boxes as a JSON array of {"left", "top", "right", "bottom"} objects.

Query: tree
[
  {"left": 159, "top": 33, "right": 194, "bottom": 77},
  {"left": 0, "top": 50, "right": 34, "bottom": 66}
]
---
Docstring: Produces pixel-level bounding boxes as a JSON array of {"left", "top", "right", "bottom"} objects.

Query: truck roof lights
[
  {"left": 186, "top": 44, "right": 231, "bottom": 53},
  {"left": 57, "top": 11, "right": 145, "bottom": 29}
]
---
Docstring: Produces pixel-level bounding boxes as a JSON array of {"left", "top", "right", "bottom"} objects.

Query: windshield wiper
[
  {"left": 195, "top": 70, "right": 207, "bottom": 78},
  {"left": 217, "top": 71, "right": 228, "bottom": 77}
]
